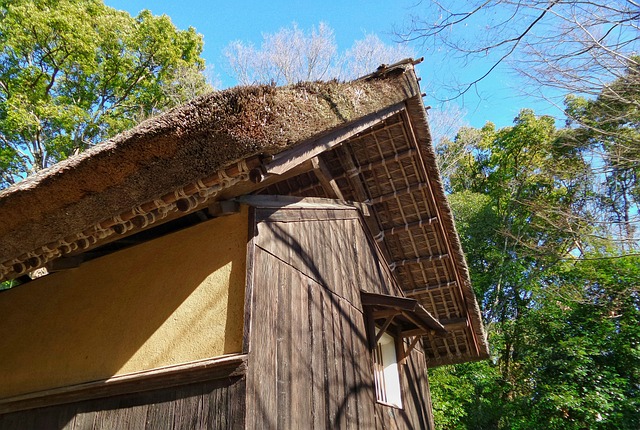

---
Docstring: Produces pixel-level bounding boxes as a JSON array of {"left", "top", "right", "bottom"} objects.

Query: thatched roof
[{"left": 0, "top": 59, "right": 488, "bottom": 366}]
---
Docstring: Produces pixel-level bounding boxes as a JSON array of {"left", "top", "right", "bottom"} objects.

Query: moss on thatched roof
[{"left": 0, "top": 63, "right": 418, "bottom": 261}]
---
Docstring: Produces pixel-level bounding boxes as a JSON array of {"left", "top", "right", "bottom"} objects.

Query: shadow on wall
[
  {"left": 0, "top": 210, "right": 248, "bottom": 400},
  {"left": 248, "top": 212, "right": 432, "bottom": 429}
]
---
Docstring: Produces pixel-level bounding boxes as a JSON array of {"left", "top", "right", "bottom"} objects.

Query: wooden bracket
[
  {"left": 46, "top": 256, "right": 84, "bottom": 272},
  {"left": 311, "top": 155, "right": 344, "bottom": 200},
  {"left": 400, "top": 336, "right": 422, "bottom": 364},
  {"left": 374, "top": 315, "right": 396, "bottom": 344},
  {"left": 207, "top": 200, "right": 241, "bottom": 217}
]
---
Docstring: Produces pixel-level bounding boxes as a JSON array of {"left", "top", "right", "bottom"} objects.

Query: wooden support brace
[
  {"left": 334, "top": 145, "right": 389, "bottom": 258},
  {"left": 402, "top": 336, "right": 422, "bottom": 363},
  {"left": 208, "top": 200, "right": 241, "bottom": 217},
  {"left": 400, "top": 310, "right": 433, "bottom": 335},
  {"left": 375, "top": 315, "right": 396, "bottom": 344},
  {"left": 311, "top": 155, "right": 344, "bottom": 200},
  {"left": 46, "top": 256, "right": 84, "bottom": 272}
]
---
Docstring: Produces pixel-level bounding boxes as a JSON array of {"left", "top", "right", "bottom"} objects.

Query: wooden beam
[
  {"left": 389, "top": 254, "right": 449, "bottom": 271},
  {"left": 334, "top": 146, "right": 370, "bottom": 202},
  {"left": 367, "top": 182, "right": 430, "bottom": 205},
  {"left": 390, "top": 254, "right": 449, "bottom": 270},
  {"left": 46, "top": 256, "right": 84, "bottom": 272},
  {"left": 235, "top": 195, "right": 369, "bottom": 216},
  {"left": 372, "top": 309, "right": 403, "bottom": 319},
  {"left": 311, "top": 156, "right": 344, "bottom": 200},
  {"left": 404, "top": 281, "right": 458, "bottom": 296},
  {"left": 332, "top": 144, "right": 391, "bottom": 260},
  {"left": 377, "top": 216, "right": 439, "bottom": 241},
  {"left": 334, "top": 148, "right": 416, "bottom": 181},
  {"left": 401, "top": 328, "right": 430, "bottom": 338},
  {"left": 362, "top": 291, "right": 418, "bottom": 311},
  {"left": 264, "top": 102, "right": 406, "bottom": 175},
  {"left": 440, "top": 318, "right": 469, "bottom": 331},
  {"left": 0, "top": 354, "right": 247, "bottom": 414}
]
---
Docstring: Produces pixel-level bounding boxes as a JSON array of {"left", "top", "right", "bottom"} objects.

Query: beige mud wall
[{"left": 0, "top": 209, "right": 248, "bottom": 399}]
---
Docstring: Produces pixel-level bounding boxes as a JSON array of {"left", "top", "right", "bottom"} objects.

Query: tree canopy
[
  {"left": 0, "top": 0, "right": 211, "bottom": 187},
  {"left": 430, "top": 83, "right": 639, "bottom": 429}
]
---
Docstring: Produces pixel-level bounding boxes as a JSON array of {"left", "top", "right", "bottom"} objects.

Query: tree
[
  {"left": 401, "top": 1, "right": 639, "bottom": 100},
  {"left": 224, "top": 23, "right": 337, "bottom": 86},
  {"left": 0, "top": 0, "right": 211, "bottom": 187},
  {"left": 564, "top": 59, "right": 640, "bottom": 250},
  {"left": 520, "top": 255, "right": 640, "bottom": 429},
  {"left": 430, "top": 109, "right": 640, "bottom": 429},
  {"left": 223, "top": 22, "right": 413, "bottom": 86},
  {"left": 340, "top": 33, "right": 414, "bottom": 79}
]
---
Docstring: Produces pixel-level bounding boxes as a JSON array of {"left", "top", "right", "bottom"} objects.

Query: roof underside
[
  {"left": 255, "top": 103, "right": 488, "bottom": 366},
  {"left": 0, "top": 60, "right": 488, "bottom": 366}
]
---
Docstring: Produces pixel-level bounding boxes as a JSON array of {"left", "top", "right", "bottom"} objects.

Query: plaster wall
[{"left": 0, "top": 209, "right": 248, "bottom": 399}]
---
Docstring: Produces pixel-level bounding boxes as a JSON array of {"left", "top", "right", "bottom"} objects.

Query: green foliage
[
  {"left": 431, "top": 106, "right": 640, "bottom": 429},
  {"left": 0, "top": 0, "right": 211, "bottom": 187},
  {"left": 519, "top": 256, "right": 640, "bottom": 429},
  {"left": 431, "top": 360, "right": 505, "bottom": 430}
]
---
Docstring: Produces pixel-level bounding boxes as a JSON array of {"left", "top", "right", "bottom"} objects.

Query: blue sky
[{"left": 105, "top": 0, "right": 561, "bottom": 130}]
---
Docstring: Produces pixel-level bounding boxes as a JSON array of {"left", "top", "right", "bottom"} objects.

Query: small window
[
  {"left": 373, "top": 331, "right": 403, "bottom": 408},
  {"left": 361, "top": 291, "right": 446, "bottom": 409}
]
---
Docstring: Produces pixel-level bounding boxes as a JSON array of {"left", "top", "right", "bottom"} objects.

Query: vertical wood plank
[
  {"left": 243, "top": 207, "right": 258, "bottom": 355},
  {"left": 308, "top": 282, "right": 327, "bottom": 429},
  {"left": 292, "top": 275, "right": 312, "bottom": 428},
  {"left": 33, "top": 403, "right": 77, "bottom": 430},
  {"left": 322, "top": 288, "right": 338, "bottom": 428},
  {"left": 172, "top": 384, "right": 202, "bottom": 430},
  {"left": 247, "top": 249, "right": 278, "bottom": 430},
  {"left": 348, "top": 306, "right": 366, "bottom": 429},
  {"left": 333, "top": 296, "right": 348, "bottom": 430},
  {"left": 0, "top": 410, "right": 33, "bottom": 430},
  {"left": 70, "top": 405, "right": 98, "bottom": 430},
  {"left": 276, "top": 259, "right": 292, "bottom": 430},
  {"left": 144, "top": 389, "right": 176, "bottom": 429},
  {"left": 228, "top": 376, "right": 246, "bottom": 430},
  {"left": 340, "top": 297, "right": 356, "bottom": 430}
]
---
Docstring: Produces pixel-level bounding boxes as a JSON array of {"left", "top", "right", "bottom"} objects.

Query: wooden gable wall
[{"left": 244, "top": 202, "right": 434, "bottom": 430}]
